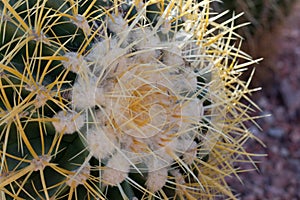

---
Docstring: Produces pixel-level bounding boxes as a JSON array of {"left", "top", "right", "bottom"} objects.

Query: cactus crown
[{"left": 0, "top": 0, "right": 262, "bottom": 199}]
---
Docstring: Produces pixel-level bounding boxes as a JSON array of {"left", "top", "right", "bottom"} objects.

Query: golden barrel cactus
[{"left": 0, "top": 0, "right": 262, "bottom": 199}]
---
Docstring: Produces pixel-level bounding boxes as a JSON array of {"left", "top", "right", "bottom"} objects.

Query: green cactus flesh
[{"left": 0, "top": 0, "right": 262, "bottom": 199}]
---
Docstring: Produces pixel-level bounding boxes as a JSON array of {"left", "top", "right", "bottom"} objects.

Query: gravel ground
[{"left": 228, "top": 2, "right": 300, "bottom": 200}]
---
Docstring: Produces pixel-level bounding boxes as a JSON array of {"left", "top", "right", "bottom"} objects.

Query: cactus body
[{"left": 0, "top": 0, "right": 262, "bottom": 199}]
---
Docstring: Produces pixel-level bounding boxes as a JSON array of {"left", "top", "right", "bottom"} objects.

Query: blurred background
[{"left": 212, "top": 1, "right": 300, "bottom": 199}]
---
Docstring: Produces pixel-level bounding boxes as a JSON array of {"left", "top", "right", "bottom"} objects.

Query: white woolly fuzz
[
  {"left": 107, "top": 152, "right": 130, "bottom": 172},
  {"left": 144, "top": 149, "right": 174, "bottom": 172},
  {"left": 146, "top": 167, "right": 168, "bottom": 192},
  {"left": 101, "top": 47, "right": 128, "bottom": 76},
  {"left": 132, "top": 28, "right": 160, "bottom": 49},
  {"left": 171, "top": 170, "right": 185, "bottom": 185},
  {"left": 86, "top": 38, "right": 128, "bottom": 76},
  {"left": 170, "top": 170, "right": 186, "bottom": 194},
  {"left": 86, "top": 127, "right": 117, "bottom": 160},
  {"left": 169, "top": 68, "right": 198, "bottom": 94},
  {"left": 52, "top": 110, "right": 85, "bottom": 134},
  {"left": 162, "top": 48, "right": 185, "bottom": 67},
  {"left": 95, "top": 87, "right": 106, "bottom": 107},
  {"left": 129, "top": 28, "right": 161, "bottom": 63},
  {"left": 102, "top": 152, "right": 130, "bottom": 186},
  {"left": 86, "top": 40, "right": 109, "bottom": 63},
  {"left": 132, "top": 0, "right": 145, "bottom": 12},
  {"left": 181, "top": 98, "right": 203, "bottom": 125},
  {"left": 107, "top": 13, "right": 128, "bottom": 34},
  {"left": 61, "top": 52, "right": 88, "bottom": 74},
  {"left": 66, "top": 164, "right": 90, "bottom": 187},
  {"left": 24, "top": 84, "right": 52, "bottom": 108},
  {"left": 160, "top": 19, "right": 172, "bottom": 34},
  {"left": 34, "top": 90, "right": 48, "bottom": 108},
  {"left": 31, "top": 155, "right": 51, "bottom": 171},
  {"left": 182, "top": 141, "right": 198, "bottom": 165},
  {"left": 71, "top": 75, "right": 98, "bottom": 109},
  {"left": 71, "top": 14, "right": 91, "bottom": 36},
  {"left": 102, "top": 167, "right": 128, "bottom": 186}
]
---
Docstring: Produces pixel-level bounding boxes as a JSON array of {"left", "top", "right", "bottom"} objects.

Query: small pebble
[
  {"left": 280, "top": 147, "right": 290, "bottom": 157},
  {"left": 268, "top": 128, "right": 285, "bottom": 138}
]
